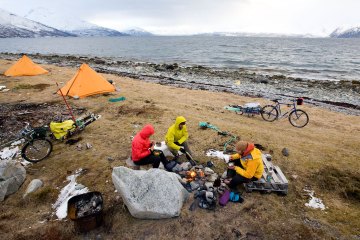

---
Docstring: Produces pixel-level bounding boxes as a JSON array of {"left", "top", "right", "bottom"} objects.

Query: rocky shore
[{"left": 1, "top": 52, "right": 359, "bottom": 116}]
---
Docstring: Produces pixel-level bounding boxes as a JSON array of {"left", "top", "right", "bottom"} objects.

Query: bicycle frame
[{"left": 273, "top": 99, "right": 298, "bottom": 119}]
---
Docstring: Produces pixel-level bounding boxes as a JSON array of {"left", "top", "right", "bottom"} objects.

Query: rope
[{"left": 199, "top": 122, "right": 237, "bottom": 152}]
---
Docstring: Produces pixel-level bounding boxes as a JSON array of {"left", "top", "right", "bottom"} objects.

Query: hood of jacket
[
  {"left": 139, "top": 124, "right": 154, "bottom": 139},
  {"left": 243, "top": 142, "right": 255, "bottom": 156},
  {"left": 175, "top": 116, "right": 186, "bottom": 129}
]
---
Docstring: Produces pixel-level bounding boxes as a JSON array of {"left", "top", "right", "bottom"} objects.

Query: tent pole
[{"left": 56, "top": 82, "right": 77, "bottom": 124}]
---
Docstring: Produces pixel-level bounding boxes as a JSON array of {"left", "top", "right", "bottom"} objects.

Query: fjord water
[{"left": 0, "top": 36, "right": 359, "bottom": 81}]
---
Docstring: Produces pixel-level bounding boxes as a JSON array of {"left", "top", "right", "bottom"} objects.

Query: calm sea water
[{"left": 0, "top": 36, "right": 360, "bottom": 81}]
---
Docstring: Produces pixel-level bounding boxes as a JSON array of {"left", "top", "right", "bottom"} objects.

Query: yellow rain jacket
[
  {"left": 231, "top": 145, "right": 264, "bottom": 179},
  {"left": 165, "top": 116, "right": 188, "bottom": 151}
]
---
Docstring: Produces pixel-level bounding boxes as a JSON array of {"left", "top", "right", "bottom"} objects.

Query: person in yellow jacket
[
  {"left": 226, "top": 141, "right": 264, "bottom": 189},
  {"left": 165, "top": 116, "right": 193, "bottom": 161}
]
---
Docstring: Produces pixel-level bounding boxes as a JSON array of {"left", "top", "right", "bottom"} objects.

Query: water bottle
[{"left": 266, "top": 167, "right": 273, "bottom": 182}]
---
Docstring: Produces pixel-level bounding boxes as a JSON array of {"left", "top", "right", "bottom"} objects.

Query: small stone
[
  {"left": 86, "top": 143, "right": 92, "bottom": 149},
  {"left": 107, "top": 157, "right": 114, "bottom": 161},
  {"left": 76, "top": 144, "right": 82, "bottom": 151},
  {"left": 291, "top": 174, "right": 298, "bottom": 180},
  {"left": 204, "top": 167, "right": 215, "bottom": 176},
  {"left": 282, "top": 148, "right": 290, "bottom": 157},
  {"left": 75, "top": 184, "right": 85, "bottom": 190}
]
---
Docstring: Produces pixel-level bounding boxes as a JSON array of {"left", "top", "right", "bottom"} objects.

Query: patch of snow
[
  {"left": 304, "top": 189, "right": 326, "bottom": 210},
  {"left": 25, "top": 7, "right": 96, "bottom": 31},
  {"left": 52, "top": 169, "right": 89, "bottom": 220},
  {"left": 206, "top": 149, "right": 230, "bottom": 163}
]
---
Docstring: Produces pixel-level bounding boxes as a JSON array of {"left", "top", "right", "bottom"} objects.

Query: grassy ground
[{"left": 0, "top": 59, "right": 359, "bottom": 240}]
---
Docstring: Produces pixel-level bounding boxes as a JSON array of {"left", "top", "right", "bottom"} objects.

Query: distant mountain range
[
  {"left": 194, "top": 32, "right": 317, "bottom": 38},
  {"left": 330, "top": 26, "right": 360, "bottom": 38},
  {"left": 2, "top": 7, "right": 359, "bottom": 39},
  {"left": 0, "top": 8, "right": 153, "bottom": 38},
  {"left": 24, "top": 8, "right": 128, "bottom": 37},
  {"left": 122, "top": 27, "right": 154, "bottom": 36},
  {"left": 0, "top": 9, "right": 74, "bottom": 38}
]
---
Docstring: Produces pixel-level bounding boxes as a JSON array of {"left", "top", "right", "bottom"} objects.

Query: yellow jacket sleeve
[
  {"left": 235, "top": 160, "right": 258, "bottom": 179},
  {"left": 230, "top": 153, "right": 240, "bottom": 160},
  {"left": 177, "top": 125, "right": 188, "bottom": 144},
  {"left": 166, "top": 132, "right": 181, "bottom": 151}
]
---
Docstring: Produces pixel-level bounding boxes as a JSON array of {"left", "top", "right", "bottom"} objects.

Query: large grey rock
[
  {"left": 112, "top": 166, "right": 189, "bottom": 219},
  {"left": 0, "top": 161, "right": 26, "bottom": 201},
  {"left": 23, "top": 179, "right": 43, "bottom": 197}
]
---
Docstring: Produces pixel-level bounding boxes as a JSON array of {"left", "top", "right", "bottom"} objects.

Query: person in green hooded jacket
[{"left": 165, "top": 116, "right": 193, "bottom": 161}]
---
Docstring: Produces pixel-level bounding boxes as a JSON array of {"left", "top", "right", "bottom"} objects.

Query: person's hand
[
  {"left": 179, "top": 147, "right": 186, "bottom": 153},
  {"left": 228, "top": 165, "right": 235, "bottom": 170}
]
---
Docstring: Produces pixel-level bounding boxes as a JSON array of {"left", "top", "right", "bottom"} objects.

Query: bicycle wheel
[
  {"left": 21, "top": 139, "right": 53, "bottom": 163},
  {"left": 261, "top": 105, "right": 279, "bottom": 122},
  {"left": 289, "top": 109, "right": 309, "bottom": 128}
]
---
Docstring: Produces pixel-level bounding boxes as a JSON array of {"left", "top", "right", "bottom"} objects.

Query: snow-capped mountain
[
  {"left": 0, "top": 9, "right": 73, "bottom": 38},
  {"left": 122, "top": 27, "right": 153, "bottom": 36},
  {"left": 330, "top": 26, "right": 360, "bottom": 38},
  {"left": 194, "top": 31, "right": 317, "bottom": 38},
  {"left": 25, "top": 8, "right": 128, "bottom": 37}
]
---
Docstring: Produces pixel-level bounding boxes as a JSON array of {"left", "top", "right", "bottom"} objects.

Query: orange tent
[
  {"left": 58, "top": 63, "right": 115, "bottom": 98},
  {"left": 4, "top": 55, "right": 48, "bottom": 76}
]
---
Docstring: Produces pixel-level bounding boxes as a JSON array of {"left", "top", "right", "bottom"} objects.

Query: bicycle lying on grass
[
  {"left": 261, "top": 98, "right": 309, "bottom": 128},
  {"left": 19, "top": 113, "right": 101, "bottom": 163}
]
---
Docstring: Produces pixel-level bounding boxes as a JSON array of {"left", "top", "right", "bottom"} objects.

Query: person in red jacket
[{"left": 132, "top": 124, "right": 169, "bottom": 168}]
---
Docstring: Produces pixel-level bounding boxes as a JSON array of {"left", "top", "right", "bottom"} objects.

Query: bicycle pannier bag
[
  {"left": 50, "top": 120, "right": 75, "bottom": 140},
  {"left": 297, "top": 98, "right": 304, "bottom": 105}
]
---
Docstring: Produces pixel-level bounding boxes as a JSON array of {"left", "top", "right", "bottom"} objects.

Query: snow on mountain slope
[
  {"left": 330, "top": 26, "right": 360, "bottom": 38},
  {"left": 25, "top": 8, "right": 128, "bottom": 37},
  {"left": 0, "top": 8, "right": 73, "bottom": 38},
  {"left": 122, "top": 27, "right": 153, "bottom": 36}
]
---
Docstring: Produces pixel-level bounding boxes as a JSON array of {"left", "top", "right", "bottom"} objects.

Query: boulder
[
  {"left": 112, "top": 167, "right": 189, "bottom": 219},
  {"left": 0, "top": 161, "right": 26, "bottom": 201},
  {"left": 23, "top": 179, "right": 43, "bottom": 197}
]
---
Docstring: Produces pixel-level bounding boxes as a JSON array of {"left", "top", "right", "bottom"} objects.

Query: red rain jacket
[{"left": 132, "top": 125, "right": 154, "bottom": 161}]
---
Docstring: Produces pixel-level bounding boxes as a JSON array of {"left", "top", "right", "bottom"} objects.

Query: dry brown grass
[{"left": 0, "top": 59, "right": 359, "bottom": 240}]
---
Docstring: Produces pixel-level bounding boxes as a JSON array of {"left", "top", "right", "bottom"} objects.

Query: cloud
[{"left": 0, "top": 0, "right": 359, "bottom": 35}]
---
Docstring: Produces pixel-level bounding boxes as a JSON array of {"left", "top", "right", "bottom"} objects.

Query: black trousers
[
  {"left": 134, "top": 151, "right": 169, "bottom": 168},
  {"left": 228, "top": 159, "right": 258, "bottom": 190},
  {"left": 170, "top": 141, "right": 193, "bottom": 160}
]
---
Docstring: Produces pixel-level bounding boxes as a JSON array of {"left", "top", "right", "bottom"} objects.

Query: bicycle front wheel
[
  {"left": 21, "top": 139, "right": 53, "bottom": 163},
  {"left": 261, "top": 105, "right": 278, "bottom": 122},
  {"left": 289, "top": 109, "right": 309, "bottom": 128}
]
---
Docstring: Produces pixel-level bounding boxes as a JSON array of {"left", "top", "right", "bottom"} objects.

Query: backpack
[
  {"left": 165, "top": 161, "right": 178, "bottom": 172},
  {"left": 229, "top": 191, "right": 244, "bottom": 203}
]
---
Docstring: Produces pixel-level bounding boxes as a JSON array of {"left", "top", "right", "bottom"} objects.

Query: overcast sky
[{"left": 1, "top": 0, "right": 359, "bottom": 36}]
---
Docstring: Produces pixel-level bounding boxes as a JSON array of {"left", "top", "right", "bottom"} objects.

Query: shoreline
[{"left": 1, "top": 52, "right": 360, "bottom": 116}]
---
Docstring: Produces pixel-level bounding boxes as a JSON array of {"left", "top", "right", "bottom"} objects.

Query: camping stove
[{"left": 185, "top": 169, "right": 205, "bottom": 182}]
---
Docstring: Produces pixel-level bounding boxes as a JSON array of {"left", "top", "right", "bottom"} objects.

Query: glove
[{"left": 179, "top": 147, "right": 186, "bottom": 153}]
